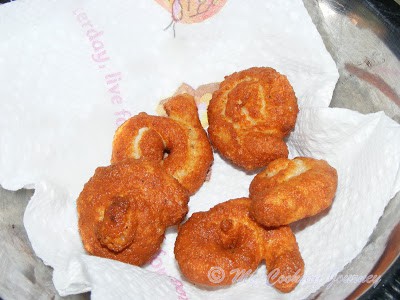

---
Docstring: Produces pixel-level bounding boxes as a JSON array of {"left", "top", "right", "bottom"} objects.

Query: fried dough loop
[
  {"left": 95, "top": 196, "right": 138, "bottom": 252},
  {"left": 174, "top": 198, "right": 304, "bottom": 293},
  {"left": 112, "top": 93, "right": 213, "bottom": 195},
  {"left": 77, "top": 159, "right": 189, "bottom": 266},
  {"left": 250, "top": 157, "right": 338, "bottom": 227},
  {"left": 207, "top": 67, "right": 299, "bottom": 170}
]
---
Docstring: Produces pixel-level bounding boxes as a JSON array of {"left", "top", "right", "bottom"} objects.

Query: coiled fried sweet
[
  {"left": 112, "top": 93, "right": 213, "bottom": 195},
  {"left": 174, "top": 198, "right": 304, "bottom": 293},
  {"left": 77, "top": 159, "right": 189, "bottom": 266},
  {"left": 250, "top": 157, "right": 338, "bottom": 227},
  {"left": 207, "top": 67, "right": 298, "bottom": 170}
]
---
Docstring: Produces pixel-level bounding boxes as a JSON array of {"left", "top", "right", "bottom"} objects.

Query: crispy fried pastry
[
  {"left": 174, "top": 198, "right": 304, "bottom": 292},
  {"left": 207, "top": 67, "right": 298, "bottom": 170},
  {"left": 250, "top": 157, "right": 338, "bottom": 227},
  {"left": 112, "top": 93, "right": 213, "bottom": 195},
  {"left": 77, "top": 159, "right": 189, "bottom": 266}
]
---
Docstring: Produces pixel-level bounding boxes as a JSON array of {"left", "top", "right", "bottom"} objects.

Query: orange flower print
[{"left": 155, "top": 0, "right": 228, "bottom": 24}]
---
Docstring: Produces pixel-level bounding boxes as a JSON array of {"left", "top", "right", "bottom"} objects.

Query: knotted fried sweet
[
  {"left": 112, "top": 93, "right": 213, "bottom": 195},
  {"left": 77, "top": 159, "right": 189, "bottom": 266},
  {"left": 250, "top": 157, "right": 338, "bottom": 227},
  {"left": 174, "top": 198, "right": 304, "bottom": 293},
  {"left": 207, "top": 67, "right": 298, "bottom": 170}
]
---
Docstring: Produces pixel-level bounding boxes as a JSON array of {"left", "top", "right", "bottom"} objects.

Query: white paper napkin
[{"left": 2, "top": 0, "right": 399, "bottom": 299}]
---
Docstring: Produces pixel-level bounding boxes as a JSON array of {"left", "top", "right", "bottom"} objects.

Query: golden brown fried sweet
[
  {"left": 112, "top": 93, "right": 213, "bottom": 195},
  {"left": 250, "top": 157, "right": 338, "bottom": 227},
  {"left": 77, "top": 159, "right": 189, "bottom": 266},
  {"left": 207, "top": 67, "right": 298, "bottom": 171},
  {"left": 174, "top": 198, "right": 304, "bottom": 293}
]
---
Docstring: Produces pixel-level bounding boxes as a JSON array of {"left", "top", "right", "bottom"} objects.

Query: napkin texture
[{"left": 1, "top": 0, "right": 399, "bottom": 299}]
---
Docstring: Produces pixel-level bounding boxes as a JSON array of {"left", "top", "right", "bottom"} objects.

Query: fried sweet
[
  {"left": 77, "top": 159, "right": 189, "bottom": 266},
  {"left": 250, "top": 157, "right": 338, "bottom": 227},
  {"left": 207, "top": 67, "right": 298, "bottom": 170},
  {"left": 112, "top": 93, "right": 213, "bottom": 195},
  {"left": 174, "top": 198, "right": 304, "bottom": 293}
]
